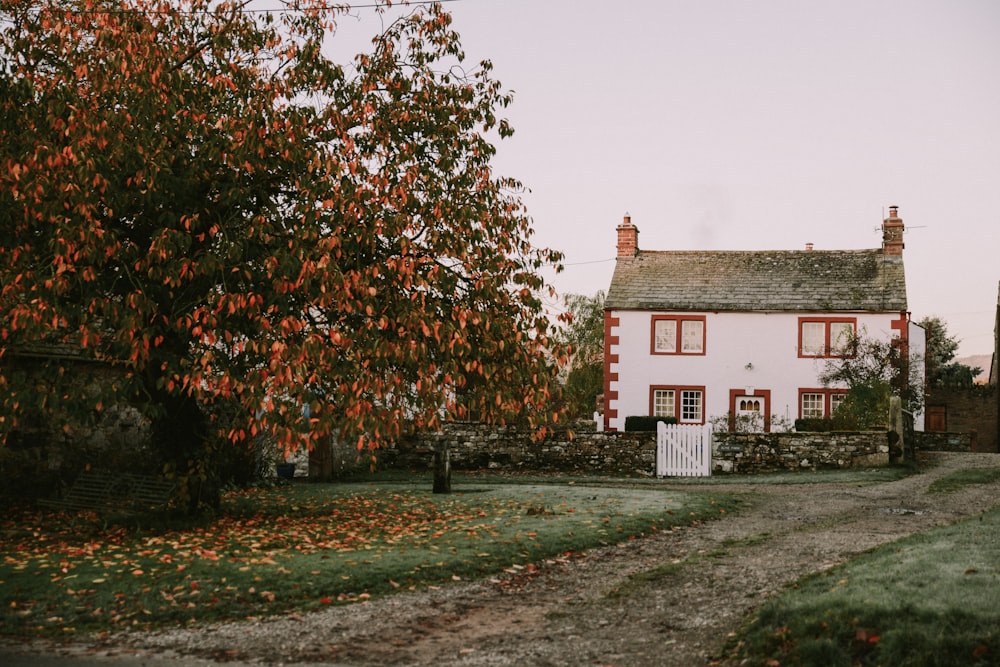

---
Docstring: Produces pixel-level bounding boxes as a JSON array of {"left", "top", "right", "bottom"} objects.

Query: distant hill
[{"left": 955, "top": 355, "right": 993, "bottom": 384}]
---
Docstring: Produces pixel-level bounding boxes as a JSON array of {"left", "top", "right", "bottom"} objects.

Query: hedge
[{"left": 624, "top": 415, "right": 677, "bottom": 432}]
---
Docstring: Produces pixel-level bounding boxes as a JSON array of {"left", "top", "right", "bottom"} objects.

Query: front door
[{"left": 735, "top": 395, "right": 763, "bottom": 432}]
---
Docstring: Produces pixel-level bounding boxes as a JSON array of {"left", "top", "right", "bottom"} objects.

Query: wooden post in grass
[{"left": 433, "top": 444, "right": 451, "bottom": 494}]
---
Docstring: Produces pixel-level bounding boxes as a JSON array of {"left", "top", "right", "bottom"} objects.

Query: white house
[{"left": 602, "top": 206, "right": 925, "bottom": 432}]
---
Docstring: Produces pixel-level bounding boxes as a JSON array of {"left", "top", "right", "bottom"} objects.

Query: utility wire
[
  {"left": 561, "top": 257, "right": 614, "bottom": 267},
  {"left": 26, "top": 0, "right": 462, "bottom": 16}
]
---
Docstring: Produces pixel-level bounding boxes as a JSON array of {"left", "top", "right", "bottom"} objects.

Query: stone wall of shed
[{"left": 2, "top": 405, "right": 153, "bottom": 501}]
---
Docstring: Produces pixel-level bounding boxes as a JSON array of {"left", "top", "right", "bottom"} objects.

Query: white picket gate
[{"left": 656, "top": 422, "right": 712, "bottom": 477}]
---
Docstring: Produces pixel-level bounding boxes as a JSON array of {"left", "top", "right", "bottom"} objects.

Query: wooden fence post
[{"left": 888, "top": 396, "right": 904, "bottom": 464}]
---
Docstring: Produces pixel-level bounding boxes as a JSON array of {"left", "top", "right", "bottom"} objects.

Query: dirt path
[{"left": 5, "top": 452, "right": 1000, "bottom": 667}]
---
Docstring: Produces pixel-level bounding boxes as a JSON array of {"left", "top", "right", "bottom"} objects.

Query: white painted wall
[
  {"left": 908, "top": 320, "right": 927, "bottom": 431},
  {"left": 607, "top": 310, "right": 906, "bottom": 432}
]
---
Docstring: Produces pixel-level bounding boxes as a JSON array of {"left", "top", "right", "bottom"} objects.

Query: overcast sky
[{"left": 343, "top": 0, "right": 1000, "bottom": 357}]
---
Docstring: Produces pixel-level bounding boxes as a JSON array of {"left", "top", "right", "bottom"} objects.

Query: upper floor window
[
  {"left": 651, "top": 315, "right": 706, "bottom": 355},
  {"left": 799, "top": 317, "right": 855, "bottom": 358}
]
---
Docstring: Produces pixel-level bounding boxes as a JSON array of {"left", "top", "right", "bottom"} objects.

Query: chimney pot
[{"left": 805, "top": 242, "right": 814, "bottom": 252}]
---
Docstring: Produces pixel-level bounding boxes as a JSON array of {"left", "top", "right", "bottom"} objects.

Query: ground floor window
[
  {"left": 650, "top": 386, "right": 705, "bottom": 424},
  {"left": 799, "top": 388, "right": 848, "bottom": 418}
]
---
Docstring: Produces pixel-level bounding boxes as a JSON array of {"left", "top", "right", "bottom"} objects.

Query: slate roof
[{"left": 605, "top": 249, "right": 907, "bottom": 312}]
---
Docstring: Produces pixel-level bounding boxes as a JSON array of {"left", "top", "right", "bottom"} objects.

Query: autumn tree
[
  {"left": 918, "top": 316, "right": 981, "bottom": 387},
  {"left": 0, "top": 0, "right": 566, "bottom": 492},
  {"left": 557, "top": 291, "right": 605, "bottom": 419}
]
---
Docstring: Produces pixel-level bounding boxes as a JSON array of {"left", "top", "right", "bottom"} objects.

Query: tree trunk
[
  {"left": 309, "top": 439, "right": 334, "bottom": 481},
  {"left": 433, "top": 445, "right": 451, "bottom": 494}
]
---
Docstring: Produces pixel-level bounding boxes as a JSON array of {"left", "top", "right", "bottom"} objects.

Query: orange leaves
[
  {"left": 0, "top": 0, "right": 567, "bottom": 455},
  {"left": 854, "top": 628, "right": 881, "bottom": 645}
]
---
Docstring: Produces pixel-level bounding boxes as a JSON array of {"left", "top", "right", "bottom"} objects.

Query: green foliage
[
  {"left": 710, "top": 412, "right": 794, "bottom": 433},
  {"left": 724, "top": 506, "right": 1000, "bottom": 666},
  {"left": 624, "top": 415, "right": 677, "bottom": 431},
  {"left": 0, "top": 479, "right": 735, "bottom": 635},
  {"left": 839, "top": 380, "right": 893, "bottom": 429},
  {"left": 557, "top": 292, "right": 606, "bottom": 419},
  {"left": 919, "top": 316, "right": 982, "bottom": 388},
  {"left": 818, "top": 327, "right": 922, "bottom": 428},
  {"left": 794, "top": 412, "right": 881, "bottom": 432},
  {"left": 935, "top": 361, "right": 983, "bottom": 387},
  {"left": 0, "top": 1, "right": 567, "bottom": 470}
]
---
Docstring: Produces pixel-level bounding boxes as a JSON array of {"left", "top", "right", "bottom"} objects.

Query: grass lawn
[
  {"left": 0, "top": 474, "right": 737, "bottom": 637},
  {"left": 723, "top": 468, "right": 1000, "bottom": 667}
]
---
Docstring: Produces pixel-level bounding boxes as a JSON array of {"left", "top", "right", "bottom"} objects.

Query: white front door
[{"left": 734, "top": 395, "right": 763, "bottom": 432}]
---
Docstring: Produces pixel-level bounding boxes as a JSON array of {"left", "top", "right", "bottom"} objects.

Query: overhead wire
[{"left": 24, "top": 0, "right": 463, "bottom": 16}]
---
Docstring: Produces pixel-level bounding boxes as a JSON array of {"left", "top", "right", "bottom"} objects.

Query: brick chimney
[
  {"left": 882, "top": 205, "right": 905, "bottom": 255},
  {"left": 616, "top": 213, "right": 639, "bottom": 258}
]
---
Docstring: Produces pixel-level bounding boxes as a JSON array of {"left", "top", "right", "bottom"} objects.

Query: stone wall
[
  {"left": 2, "top": 405, "right": 153, "bottom": 501},
  {"left": 711, "top": 432, "right": 889, "bottom": 474},
  {"left": 395, "top": 422, "right": 656, "bottom": 476},
  {"left": 912, "top": 431, "right": 973, "bottom": 452},
  {"left": 394, "top": 423, "right": 891, "bottom": 477}
]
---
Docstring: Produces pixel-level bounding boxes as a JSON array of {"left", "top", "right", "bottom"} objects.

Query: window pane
[
  {"left": 801, "top": 322, "right": 825, "bottom": 356},
  {"left": 830, "top": 393, "right": 847, "bottom": 414},
  {"left": 680, "top": 390, "right": 702, "bottom": 422},
  {"left": 681, "top": 320, "right": 704, "bottom": 353},
  {"left": 830, "top": 322, "right": 854, "bottom": 356},
  {"left": 654, "top": 320, "right": 676, "bottom": 352},
  {"left": 801, "top": 393, "right": 824, "bottom": 418},
  {"left": 653, "top": 389, "right": 675, "bottom": 417}
]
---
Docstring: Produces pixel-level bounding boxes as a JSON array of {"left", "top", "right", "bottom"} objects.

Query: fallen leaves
[
  {"left": 2, "top": 483, "right": 656, "bottom": 637},
  {"left": 1, "top": 486, "right": 544, "bottom": 633}
]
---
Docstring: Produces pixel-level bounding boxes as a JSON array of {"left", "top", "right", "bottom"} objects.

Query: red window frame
[
  {"left": 798, "top": 388, "right": 849, "bottom": 419},
  {"left": 649, "top": 385, "right": 706, "bottom": 424},
  {"left": 727, "top": 388, "right": 772, "bottom": 432},
  {"left": 650, "top": 315, "right": 707, "bottom": 356},
  {"left": 798, "top": 317, "right": 857, "bottom": 358}
]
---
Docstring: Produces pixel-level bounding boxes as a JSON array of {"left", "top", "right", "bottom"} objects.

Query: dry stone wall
[
  {"left": 912, "top": 431, "right": 973, "bottom": 452},
  {"left": 711, "top": 432, "right": 889, "bottom": 474},
  {"left": 395, "top": 423, "right": 656, "bottom": 476},
  {"left": 395, "top": 423, "right": 893, "bottom": 477}
]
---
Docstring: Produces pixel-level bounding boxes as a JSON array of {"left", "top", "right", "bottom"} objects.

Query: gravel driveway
[{"left": 4, "top": 452, "right": 1000, "bottom": 667}]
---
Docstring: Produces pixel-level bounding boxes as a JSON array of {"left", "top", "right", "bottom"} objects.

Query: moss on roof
[{"left": 605, "top": 248, "right": 907, "bottom": 312}]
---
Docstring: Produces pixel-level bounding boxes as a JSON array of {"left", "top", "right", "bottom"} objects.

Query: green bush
[
  {"left": 795, "top": 417, "right": 836, "bottom": 432},
  {"left": 624, "top": 415, "right": 677, "bottom": 432},
  {"left": 795, "top": 414, "right": 884, "bottom": 432}
]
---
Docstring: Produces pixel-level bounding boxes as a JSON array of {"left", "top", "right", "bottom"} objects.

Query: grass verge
[
  {"left": 722, "top": 506, "right": 1000, "bottom": 666},
  {"left": 928, "top": 467, "right": 1000, "bottom": 494},
  {"left": 1, "top": 478, "right": 737, "bottom": 637}
]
